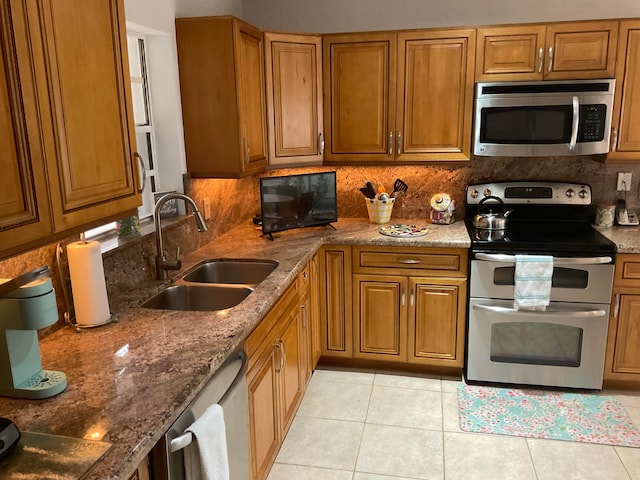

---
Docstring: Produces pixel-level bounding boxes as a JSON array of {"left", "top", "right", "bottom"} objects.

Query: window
[
  {"left": 128, "top": 32, "right": 159, "bottom": 220},
  {"left": 85, "top": 32, "right": 158, "bottom": 239}
]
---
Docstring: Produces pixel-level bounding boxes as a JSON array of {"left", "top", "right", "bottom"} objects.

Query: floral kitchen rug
[{"left": 458, "top": 383, "right": 640, "bottom": 447}]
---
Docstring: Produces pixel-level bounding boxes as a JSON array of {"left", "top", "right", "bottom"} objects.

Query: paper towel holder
[{"left": 55, "top": 241, "right": 114, "bottom": 331}]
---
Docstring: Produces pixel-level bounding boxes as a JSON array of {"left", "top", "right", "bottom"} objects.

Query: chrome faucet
[{"left": 154, "top": 193, "right": 208, "bottom": 280}]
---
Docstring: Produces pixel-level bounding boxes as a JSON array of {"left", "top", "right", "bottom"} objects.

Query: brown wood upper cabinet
[
  {"left": 608, "top": 20, "right": 640, "bottom": 162},
  {"left": 0, "top": 0, "right": 141, "bottom": 259},
  {"left": 264, "top": 32, "right": 324, "bottom": 168},
  {"left": 476, "top": 20, "right": 618, "bottom": 81},
  {"left": 323, "top": 28, "right": 476, "bottom": 163},
  {"left": 176, "top": 16, "right": 267, "bottom": 178}
]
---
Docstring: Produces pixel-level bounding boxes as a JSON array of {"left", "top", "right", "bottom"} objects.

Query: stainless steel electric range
[{"left": 464, "top": 181, "right": 617, "bottom": 390}]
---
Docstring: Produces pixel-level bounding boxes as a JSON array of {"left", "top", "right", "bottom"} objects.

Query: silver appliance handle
[
  {"left": 169, "top": 350, "right": 247, "bottom": 453},
  {"left": 474, "top": 253, "right": 612, "bottom": 265},
  {"left": 568, "top": 95, "right": 579, "bottom": 152},
  {"left": 473, "top": 303, "right": 606, "bottom": 318}
]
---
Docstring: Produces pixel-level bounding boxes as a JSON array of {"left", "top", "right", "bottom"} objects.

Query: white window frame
[{"left": 85, "top": 31, "right": 159, "bottom": 239}]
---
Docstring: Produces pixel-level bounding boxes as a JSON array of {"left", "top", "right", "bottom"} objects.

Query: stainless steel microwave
[{"left": 473, "top": 79, "right": 615, "bottom": 157}]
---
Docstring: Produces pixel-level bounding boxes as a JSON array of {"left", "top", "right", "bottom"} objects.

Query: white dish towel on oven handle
[
  {"left": 514, "top": 254, "right": 553, "bottom": 311},
  {"left": 184, "top": 404, "right": 230, "bottom": 480}
]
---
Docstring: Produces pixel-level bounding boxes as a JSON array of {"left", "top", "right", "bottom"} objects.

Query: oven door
[
  {"left": 466, "top": 298, "right": 609, "bottom": 389},
  {"left": 470, "top": 255, "right": 614, "bottom": 304}
]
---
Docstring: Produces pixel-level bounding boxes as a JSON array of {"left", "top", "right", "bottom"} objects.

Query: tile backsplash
[{"left": 1, "top": 154, "right": 637, "bottom": 334}]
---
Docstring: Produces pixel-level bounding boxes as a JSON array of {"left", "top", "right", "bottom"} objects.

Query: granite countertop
[
  {"left": 0, "top": 218, "right": 469, "bottom": 480},
  {"left": 597, "top": 224, "right": 640, "bottom": 254}
]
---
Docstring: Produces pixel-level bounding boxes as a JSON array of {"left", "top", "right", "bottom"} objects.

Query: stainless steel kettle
[{"left": 472, "top": 196, "right": 512, "bottom": 230}]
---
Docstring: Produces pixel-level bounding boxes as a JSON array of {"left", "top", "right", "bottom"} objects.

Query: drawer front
[
  {"left": 353, "top": 246, "right": 467, "bottom": 277},
  {"left": 614, "top": 254, "right": 640, "bottom": 288}
]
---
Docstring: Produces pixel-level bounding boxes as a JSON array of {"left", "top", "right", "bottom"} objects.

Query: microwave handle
[{"left": 568, "top": 95, "right": 579, "bottom": 152}]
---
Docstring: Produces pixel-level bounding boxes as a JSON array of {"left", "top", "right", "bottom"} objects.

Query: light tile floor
[{"left": 267, "top": 367, "right": 640, "bottom": 480}]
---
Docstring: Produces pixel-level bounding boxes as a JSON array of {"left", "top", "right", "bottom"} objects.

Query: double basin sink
[{"left": 142, "top": 259, "right": 278, "bottom": 311}]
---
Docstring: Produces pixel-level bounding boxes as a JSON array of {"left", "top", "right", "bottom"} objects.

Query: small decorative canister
[{"left": 430, "top": 193, "right": 456, "bottom": 224}]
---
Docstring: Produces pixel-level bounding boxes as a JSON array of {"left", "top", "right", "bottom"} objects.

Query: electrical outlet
[
  {"left": 203, "top": 198, "right": 211, "bottom": 220},
  {"left": 617, "top": 172, "right": 632, "bottom": 191}
]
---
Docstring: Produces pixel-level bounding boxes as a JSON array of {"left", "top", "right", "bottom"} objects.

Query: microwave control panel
[{"left": 578, "top": 104, "right": 606, "bottom": 142}]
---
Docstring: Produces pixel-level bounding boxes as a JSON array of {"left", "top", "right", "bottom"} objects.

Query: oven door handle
[
  {"left": 474, "top": 253, "right": 613, "bottom": 265},
  {"left": 473, "top": 303, "right": 606, "bottom": 317}
]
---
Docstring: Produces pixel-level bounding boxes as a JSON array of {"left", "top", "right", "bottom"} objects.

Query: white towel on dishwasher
[
  {"left": 184, "top": 404, "right": 230, "bottom": 480},
  {"left": 514, "top": 254, "right": 553, "bottom": 310}
]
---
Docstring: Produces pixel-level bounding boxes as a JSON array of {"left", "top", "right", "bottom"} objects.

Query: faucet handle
[{"left": 176, "top": 246, "right": 181, "bottom": 261}]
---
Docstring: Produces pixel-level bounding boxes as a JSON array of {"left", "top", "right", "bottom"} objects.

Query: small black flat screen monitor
[{"left": 260, "top": 171, "right": 337, "bottom": 234}]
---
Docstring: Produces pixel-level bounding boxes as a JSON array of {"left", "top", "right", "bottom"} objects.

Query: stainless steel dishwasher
[{"left": 151, "top": 347, "right": 249, "bottom": 479}]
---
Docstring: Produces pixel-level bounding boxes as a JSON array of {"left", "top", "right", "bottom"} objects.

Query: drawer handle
[{"left": 398, "top": 258, "right": 421, "bottom": 264}]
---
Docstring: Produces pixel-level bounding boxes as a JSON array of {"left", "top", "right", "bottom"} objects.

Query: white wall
[
  {"left": 242, "top": 0, "right": 640, "bottom": 32},
  {"left": 175, "top": 0, "right": 242, "bottom": 18}
]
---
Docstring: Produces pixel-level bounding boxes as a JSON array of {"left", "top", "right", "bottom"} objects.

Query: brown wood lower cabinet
[
  {"left": 605, "top": 254, "right": 640, "bottom": 385},
  {"left": 352, "top": 246, "right": 468, "bottom": 369},
  {"left": 354, "top": 274, "right": 467, "bottom": 367},
  {"left": 246, "top": 281, "right": 304, "bottom": 480}
]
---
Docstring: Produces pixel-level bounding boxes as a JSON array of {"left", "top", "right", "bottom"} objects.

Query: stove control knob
[
  {"left": 483, "top": 188, "right": 492, "bottom": 197},
  {"left": 566, "top": 188, "right": 575, "bottom": 198},
  {"left": 469, "top": 189, "right": 479, "bottom": 199},
  {"left": 579, "top": 189, "right": 589, "bottom": 199}
]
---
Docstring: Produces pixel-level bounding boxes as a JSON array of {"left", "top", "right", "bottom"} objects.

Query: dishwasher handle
[{"left": 169, "top": 349, "right": 247, "bottom": 454}]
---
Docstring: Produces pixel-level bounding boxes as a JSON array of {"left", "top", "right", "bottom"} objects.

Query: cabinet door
[
  {"left": 309, "top": 253, "right": 322, "bottom": 368},
  {"left": 609, "top": 21, "right": 640, "bottom": 162},
  {"left": 278, "top": 305, "right": 304, "bottom": 434},
  {"left": 0, "top": 1, "right": 52, "bottom": 256},
  {"left": 354, "top": 275, "right": 407, "bottom": 362},
  {"left": 265, "top": 33, "right": 323, "bottom": 167},
  {"left": 476, "top": 25, "right": 546, "bottom": 81},
  {"left": 236, "top": 21, "right": 268, "bottom": 174},
  {"left": 319, "top": 246, "right": 353, "bottom": 358},
  {"left": 545, "top": 21, "right": 618, "bottom": 80},
  {"left": 408, "top": 277, "right": 467, "bottom": 367},
  {"left": 397, "top": 29, "right": 475, "bottom": 162},
  {"left": 606, "top": 294, "right": 640, "bottom": 379},
  {"left": 36, "top": 0, "right": 140, "bottom": 231},
  {"left": 247, "top": 348, "right": 279, "bottom": 480},
  {"left": 323, "top": 32, "right": 396, "bottom": 163},
  {"left": 176, "top": 16, "right": 266, "bottom": 178}
]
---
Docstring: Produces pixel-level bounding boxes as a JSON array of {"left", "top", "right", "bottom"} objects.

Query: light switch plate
[{"left": 617, "top": 172, "right": 632, "bottom": 191}]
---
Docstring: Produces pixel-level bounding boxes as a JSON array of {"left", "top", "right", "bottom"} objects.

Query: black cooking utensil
[
  {"left": 392, "top": 178, "right": 408, "bottom": 197},
  {"left": 359, "top": 187, "right": 375, "bottom": 198},
  {"left": 365, "top": 181, "right": 377, "bottom": 198}
]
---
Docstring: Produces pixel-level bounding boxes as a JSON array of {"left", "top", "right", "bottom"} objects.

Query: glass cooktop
[{"left": 466, "top": 220, "right": 617, "bottom": 256}]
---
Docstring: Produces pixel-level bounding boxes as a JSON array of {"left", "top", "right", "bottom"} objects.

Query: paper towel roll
[{"left": 67, "top": 240, "right": 111, "bottom": 326}]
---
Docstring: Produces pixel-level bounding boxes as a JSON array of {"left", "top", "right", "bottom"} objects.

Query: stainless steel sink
[
  {"left": 182, "top": 259, "right": 278, "bottom": 286},
  {"left": 142, "top": 285, "right": 252, "bottom": 311}
]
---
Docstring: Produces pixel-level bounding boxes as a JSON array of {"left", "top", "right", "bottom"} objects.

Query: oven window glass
[
  {"left": 490, "top": 322, "right": 583, "bottom": 367},
  {"left": 480, "top": 106, "right": 572, "bottom": 144},
  {"left": 493, "top": 266, "right": 589, "bottom": 289}
]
